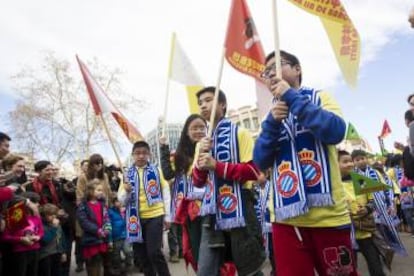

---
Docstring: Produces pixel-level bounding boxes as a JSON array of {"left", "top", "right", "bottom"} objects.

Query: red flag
[
  {"left": 76, "top": 55, "right": 143, "bottom": 143},
  {"left": 6, "top": 201, "right": 28, "bottom": 231},
  {"left": 224, "top": 0, "right": 266, "bottom": 81},
  {"left": 379, "top": 120, "right": 392, "bottom": 139}
]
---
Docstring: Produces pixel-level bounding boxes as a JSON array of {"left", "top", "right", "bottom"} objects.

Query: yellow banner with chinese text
[{"left": 288, "top": 0, "right": 360, "bottom": 88}]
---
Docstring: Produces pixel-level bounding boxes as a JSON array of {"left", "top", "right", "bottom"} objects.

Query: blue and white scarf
[
  {"left": 356, "top": 166, "right": 407, "bottom": 256},
  {"left": 186, "top": 175, "right": 205, "bottom": 200},
  {"left": 126, "top": 164, "right": 162, "bottom": 243},
  {"left": 254, "top": 181, "right": 272, "bottom": 256},
  {"left": 200, "top": 178, "right": 216, "bottom": 216},
  {"left": 201, "top": 119, "right": 246, "bottom": 230},
  {"left": 271, "top": 88, "right": 333, "bottom": 221},
  {"left": 170, "top": 174, "right": 187, "bottom": 222}
]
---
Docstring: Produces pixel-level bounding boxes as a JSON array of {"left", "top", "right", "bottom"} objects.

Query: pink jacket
[{"left": 1, "top": 215, "right": 44, "bottom": 252}]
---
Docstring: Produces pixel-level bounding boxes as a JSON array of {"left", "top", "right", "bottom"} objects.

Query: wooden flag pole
[
  {"left": 207, "top": 47, "right": 226, "bottom": 138},
  {"left": 161, "top": 79, "right": 171, "bottom": 137},
  {"left": 99, "top": 114, "right": 123, "bottom": 170},
  {"left": 162, "top": 32, "right": 177, "bottom": 137},
  {"left": 272, "top": 0, "right": 282, "bottom": 79},
  {"left": 378, "top": 136, "right": 386, "bottom": 156}
]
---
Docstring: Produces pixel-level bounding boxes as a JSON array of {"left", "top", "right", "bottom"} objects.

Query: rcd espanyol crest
[
  {"left": 298, "top": 149, "right": 322, "bottom": 187},
  {"left": 218, "top": 184, "right": 238, "bottom": 214},
  {"left": 128, "top": 215, "right": 140, "bottom": 233},
  {"left": 205, "top": 180, "right": 214, "bottom": 200},
  {"left": 175, "top": 192, "right": 184, "bottom": 208},
  {"left": 277, "top": 161, "right": 299, "bottom": 198},
  {"left": 146, "top": 179, "right": 159, "bottom": 196}
]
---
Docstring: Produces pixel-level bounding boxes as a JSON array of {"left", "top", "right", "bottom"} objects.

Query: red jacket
[
  {"left": 192, "top": 160, "right": 259, "bottom": 188},
  {"left": 0, "top": 187, "right": 13, "bottom": 203}
]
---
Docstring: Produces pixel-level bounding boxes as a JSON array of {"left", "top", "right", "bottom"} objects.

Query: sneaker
[{"left": 169, "top": 255, "right": 180, "bottom": 263}]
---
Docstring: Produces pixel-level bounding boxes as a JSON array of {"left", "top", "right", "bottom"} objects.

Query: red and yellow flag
[
  {"left": 224, "top": 0, "right": 266, "bottom": 81},
  {"left": 288, "top": 0, "right": 360, "bottom": 88},
  {"left": 6, "top": 201, "right": 28, "bottom": 231},
  {"left": 76, "top": 56, "right": 143, "bottom": 143},
  {"left": 379, "top": 120, "right": 392, "bottom": 139}
]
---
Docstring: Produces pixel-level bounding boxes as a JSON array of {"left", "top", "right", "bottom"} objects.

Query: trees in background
[{"left": 8, "top": 51, "right": 144, "bottom": 163}]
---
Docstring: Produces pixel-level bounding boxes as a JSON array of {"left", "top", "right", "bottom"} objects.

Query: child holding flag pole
[
  {"left": 254, "top": 48, "right": 357, "bottom": 276},
  {"left": 192, "top": 0, "right": 269, "bottom": 274}
]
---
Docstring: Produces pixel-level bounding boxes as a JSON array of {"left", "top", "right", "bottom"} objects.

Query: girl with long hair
[{"left": 159, "top": 114, "right": 207, "bottom": 270}]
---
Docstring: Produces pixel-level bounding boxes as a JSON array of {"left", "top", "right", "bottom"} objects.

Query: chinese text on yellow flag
[
  {"left": 288, "top": 0, "right": 360, "bottom": 88},
  {"left": 168, "top": 33, "right": 203, "bottom": 114}
]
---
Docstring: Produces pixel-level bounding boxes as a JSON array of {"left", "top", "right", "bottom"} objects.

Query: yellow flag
[
  {"left": 288, "top": 0, "right": 360, "bottom": 88},
  {"left": 185, "top": 85, "right": 203, "bottom": 114},
  {"left": 168, "top": 33, "right": 204, "bottom": 114}
]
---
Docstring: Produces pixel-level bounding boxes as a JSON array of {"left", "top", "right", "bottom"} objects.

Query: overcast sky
[{"left": 1, "top": 0, "right": 414, "bottom": 163}]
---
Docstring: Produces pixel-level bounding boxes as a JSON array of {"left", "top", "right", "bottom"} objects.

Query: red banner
[
  {"left": 379, "top": 120, "right": 391, "bottom": 139},
  {"left": 224, "top": 0, "right": 266, "bottom": 81}
]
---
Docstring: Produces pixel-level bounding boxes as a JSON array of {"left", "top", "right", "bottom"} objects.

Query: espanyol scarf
[
  {"left": 171, "top": 174, "right": 187, "bottom": 223},
  {"left": 206, "top": 118, "right": 245, "bottom": 230},
  {"left": 186, "top": 175, "right": 205, "bottom": 200},
  {"left": 271, "top": 88, "right": 333, "bottom": 221},
  {"left": 254, "top": 181, "right": 272, "bottom": 256},
  {"left": 356, "top": 166, "right": 407, "bottom": 256},
  {"left": 200, "top": 178, "right": 216, "bottom": 216},
  {"left": 126, "top": 164, "right": 162, "bottom": 243}
]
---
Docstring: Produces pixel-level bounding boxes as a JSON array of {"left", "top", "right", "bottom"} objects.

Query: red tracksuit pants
[{"left": 272, "top": 223, "right": 358, "bottom": 276}]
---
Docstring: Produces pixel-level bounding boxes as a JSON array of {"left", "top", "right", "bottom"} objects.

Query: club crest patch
[
  {"left": 146, "top": 179, "right": 159, "bottom": 196},
  {"left": 277, "top": 161, "right": 299, "bottom": 198},
  {"left": 128, "top": 215, "right": 139, "bottom": 233},
  {"left": 175, "top": 192, "right": 184, "bottom": 208},
  {"left": 298, "top": 149, "right": 322, "bottom": 187},
  {"left": 205, "top": 180, "right": 214, "bottom": 200},
  {"left": 218, "top": 185, "right": 238, "bottom": 214}
]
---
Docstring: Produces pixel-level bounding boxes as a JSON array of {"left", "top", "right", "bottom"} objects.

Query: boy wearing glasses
[
  {"left": 254, "top": 50, "right": 357, "bottom": 276},
  {"left": 119, "top": 141, "right": 171, "bottom": 276}
]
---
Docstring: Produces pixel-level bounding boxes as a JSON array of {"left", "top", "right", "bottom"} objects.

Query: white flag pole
[
  {"left": 162, "top": 32, "right": 176, "bottom": 137},
  {"left": 207, "top": 47, "right": 226, "bottom": 138},
  {"left": 272, "top": 0, "right": 282, "bottom": 79},
  {"left": 99, "top": 114, "right": 123, "bottom": 170}
]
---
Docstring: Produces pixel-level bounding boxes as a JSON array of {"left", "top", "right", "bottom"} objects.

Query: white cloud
[{"left": 0, "top": 0, "right": 413, "bottom": 137}]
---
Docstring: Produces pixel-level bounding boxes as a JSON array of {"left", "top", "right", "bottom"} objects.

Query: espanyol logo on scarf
[
  {"left": 218, "top": 184, "right": 238, "bottom": 214},
  {"left": 298, "top": 149, "right": 322, "bottom": 187},
  {"left": 146, "top": 179, "right": 159, "bottom": 196},
  {"left": 175, "top": 192, "right": 184, "bottom": 208},
  {"left": 128, "top": 215, "right": 140, "bottom": 233},
  {"left": 205, "top": 180, "right": 214, "bottom": 200},
  {"left": 277, "top": 161, "right": 299, "bottom": 198}
]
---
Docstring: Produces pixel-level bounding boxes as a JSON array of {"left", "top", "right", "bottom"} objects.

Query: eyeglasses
[
  {"left": 260, "top": 61, "right": 292, "bottom": 79},
  {"left": 189, "top": 126, "right": 206, "bottom": 132}
]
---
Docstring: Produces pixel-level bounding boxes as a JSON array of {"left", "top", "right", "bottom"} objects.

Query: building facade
[
  {"left": 145, "top": 120, "right": 183, "bottom": 165},
  {"left": 228, "top": 105, "right": 260, "bottom": 138}
]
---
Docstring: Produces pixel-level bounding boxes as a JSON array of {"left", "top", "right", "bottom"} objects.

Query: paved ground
[{"left": 71, "top": 232, "right": 414, "bottom": 275}]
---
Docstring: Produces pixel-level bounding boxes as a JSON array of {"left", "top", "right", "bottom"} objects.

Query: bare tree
[{"left": 8, "top": 51, "right": 145, "bottom": 163}]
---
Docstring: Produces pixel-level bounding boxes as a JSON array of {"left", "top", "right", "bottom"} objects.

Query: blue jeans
[
  {"left": 197, "top": 190, "right": 265, "bottom": 276},
  {"left": 402, "top": 207, "right": 414, "bottom": 234},
  {"left": 197, "top": 218, "right": 223, "bottom": 276}
]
